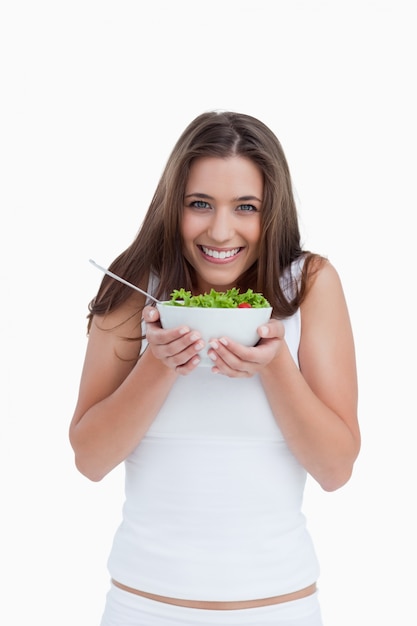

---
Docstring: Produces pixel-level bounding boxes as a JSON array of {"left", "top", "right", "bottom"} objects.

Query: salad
[{"left": 166, "top": 288, "right": 270, "bottom": 308}]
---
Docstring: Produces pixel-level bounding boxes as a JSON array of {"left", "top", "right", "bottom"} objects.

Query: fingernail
[
  {"left": 194, "top": 341, "right": 204, "bottom": 351},
  {"left": 179, "top": 327, "right": 190, "bottom": 335},
  {"left": 209, "top": 340, "right": 219, "bottom": 349},
  {"left": 190, "top": 332, "right": 201, "bottom": 341},
  {"left": 209, "top": 352, "right": 217, "bottom": 361},
  {"left": 259, "top": 325, "right": 269, "bottom": 336},
  {"left": 148, "top": 309, "right": 156, "bottom": 320},
  {"left": 219, "top": 338, "right": 228, "bottom": 346}
]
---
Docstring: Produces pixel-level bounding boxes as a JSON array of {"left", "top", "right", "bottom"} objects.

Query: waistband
[{"left": 103, "top": 583, "right": 323, "bottom": 625}]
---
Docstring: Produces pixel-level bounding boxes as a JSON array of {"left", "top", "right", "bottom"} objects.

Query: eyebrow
[{"left": 184, "top": 192, "right": 263, "bottom": 202}]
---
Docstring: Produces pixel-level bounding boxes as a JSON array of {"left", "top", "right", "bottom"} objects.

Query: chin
[{"left": 196, "top": 272, "right": 244, "bottom": 293}]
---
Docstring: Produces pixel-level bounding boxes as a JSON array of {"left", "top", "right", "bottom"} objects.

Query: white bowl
[{"left": 156, "top": 302, "right": 273, "bottom": 366}]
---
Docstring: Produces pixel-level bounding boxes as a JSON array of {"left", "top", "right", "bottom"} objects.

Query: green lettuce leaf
[{"left": 166, "top": 288, "right": 270, "bottom": 308}]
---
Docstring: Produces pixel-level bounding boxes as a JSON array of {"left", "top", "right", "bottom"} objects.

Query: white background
[{"left": 1, "top": 1, "right": 416, "bottom": 624}]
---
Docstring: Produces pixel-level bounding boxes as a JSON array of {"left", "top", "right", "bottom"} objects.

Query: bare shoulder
[
  {"left": 300, "top": 258, "right": 354, "bottom": 360},
  {"left": 301, "top": 258, "right": 348, "bottom": 320},
  {"left": 87, "top": 291, "right": 145, "bottom": 370},
  {"left": 90, "top": 292, "right": 145, "bottom": 356}
]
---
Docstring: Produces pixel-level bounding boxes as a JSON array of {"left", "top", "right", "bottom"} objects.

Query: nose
[{"left": 207, "top": 208, "right": 235, "bottom": 243}]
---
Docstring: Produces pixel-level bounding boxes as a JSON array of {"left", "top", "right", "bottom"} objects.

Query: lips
[{"left": 200, "top": 245, "right": 241, "bottom": 260}]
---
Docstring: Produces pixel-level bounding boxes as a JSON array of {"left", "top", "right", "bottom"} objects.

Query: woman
[{"left": 70, "top": 111, "right": 360, "bottom": 625}]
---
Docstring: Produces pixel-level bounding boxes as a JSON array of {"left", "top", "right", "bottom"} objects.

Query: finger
[
  {"left": 174, "top": 354, "right": 202, "bottom": 375},
  {"left": 208, "top": 340, "right": 256, "bottom": 376},
  {"left": 163, "top": 335, "right": 205, "bottom": 361},
  {"left": 257, "top": 318, "right": 285, "bottom": 340},
  {"left": 147, "top": 327, "right": 205, "bottom": 367},
  {"left": 154, "top": 340, "right": 203, "bottom": 373},
  {"left": 147, "top": 324, "right": 191, "bottom": 347},
  {"left": 209, "top": 338, "right": 261, "bottom": 366},
  {"left": 143, "top": 305, "right": 160, "bottom": 323},
  {"left": 209, "top": 353, "right": 252, "bottom": 378}
]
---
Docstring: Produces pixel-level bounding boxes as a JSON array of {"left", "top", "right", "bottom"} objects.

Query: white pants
[{"left": 100, "top": 583, "right": 324, "bottom": 626}]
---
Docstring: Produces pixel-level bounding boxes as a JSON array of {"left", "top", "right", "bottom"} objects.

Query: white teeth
[{"left": 201, "top": 246, "right": 240, "bottom": 259}]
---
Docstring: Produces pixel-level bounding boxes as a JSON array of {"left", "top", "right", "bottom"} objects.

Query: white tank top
[{"left": 107, "top": 259, "right": 320, "bottom": 600}]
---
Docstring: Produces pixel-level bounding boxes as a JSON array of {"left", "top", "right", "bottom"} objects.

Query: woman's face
[{"left": 181, "top": 156, "right": 263, "bottom": 294}]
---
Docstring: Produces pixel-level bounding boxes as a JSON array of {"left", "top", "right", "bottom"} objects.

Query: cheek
[
  {"left": 180, "top": 217, "right": 191, "bottom": 246},
  {"left": 246, "top": 221, "right": 262, "bottom": 246},
  {"left": 180, "top": 217, "right": 198, "bottom": 258},
  {"left": 181, "top": 212, "right": 194, "bottom": 238},
  {"left": 181, "top": 213, "right": 205, "bottom": 248},
  {"left": 246, "top": 225, "right": 262, "bottom": 262}
]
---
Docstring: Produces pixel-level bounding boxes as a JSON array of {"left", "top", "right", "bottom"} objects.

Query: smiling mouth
[{"left": 199, "top": 245, "right": 241, "bottom": 260}]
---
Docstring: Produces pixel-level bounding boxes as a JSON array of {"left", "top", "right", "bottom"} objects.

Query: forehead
[{"left": 186, "top": 156, "right": 263, "bottom": 195}]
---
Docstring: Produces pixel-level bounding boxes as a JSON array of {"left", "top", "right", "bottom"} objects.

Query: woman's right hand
[{"left": 143, "top": 305, "right": 205, "bottom": 374}]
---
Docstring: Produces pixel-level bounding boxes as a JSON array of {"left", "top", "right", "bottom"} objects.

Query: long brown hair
[{"left": 88, "top": 111, "right": 322, "bottom": 328}]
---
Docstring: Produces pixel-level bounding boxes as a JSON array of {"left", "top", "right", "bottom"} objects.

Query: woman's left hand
[{"left": 207, "top": 318, "right": 285, "bottom": 377}]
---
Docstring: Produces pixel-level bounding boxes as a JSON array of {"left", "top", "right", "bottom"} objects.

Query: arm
[
  {"left": 69, "top": 298, "right": 204, "bottom": 482},
  {"left": 208, "top": 261, "right": 360, "bottom": 491},
  {"left": 262, "top": 261, "right": 359, "bottom": 490}
]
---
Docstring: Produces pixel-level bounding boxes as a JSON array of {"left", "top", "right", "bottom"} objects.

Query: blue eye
[
  {"left": 238, "top": 204, "right": 258, "bottom": 212},
  {"left": 190, "top": 200, "right": 211, "bottom": 209}
]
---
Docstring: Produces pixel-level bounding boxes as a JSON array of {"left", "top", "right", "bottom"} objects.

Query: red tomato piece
[{"left": 238, "top": 302, "right": 252, "bottom": 308}]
